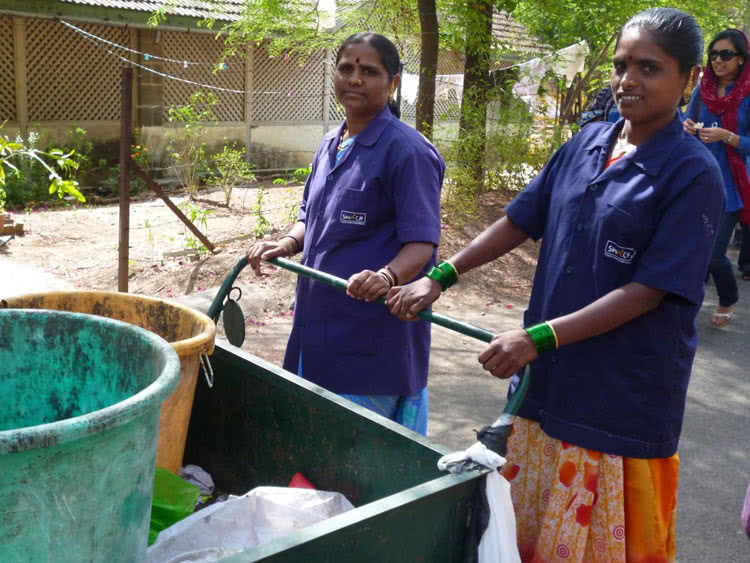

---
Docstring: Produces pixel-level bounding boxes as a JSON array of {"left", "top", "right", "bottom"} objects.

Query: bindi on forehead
[{"left": 355, "top": 57, "right": 360, "bottom": 63}]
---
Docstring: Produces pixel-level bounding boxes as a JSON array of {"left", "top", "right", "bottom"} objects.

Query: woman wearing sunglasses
[{"left": 684, "top": 29, "right": 750, "bottom": 327}]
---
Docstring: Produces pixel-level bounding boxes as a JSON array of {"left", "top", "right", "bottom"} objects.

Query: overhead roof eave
[{"left": 0, "top": 0, "right": 234, "bottom": 32}]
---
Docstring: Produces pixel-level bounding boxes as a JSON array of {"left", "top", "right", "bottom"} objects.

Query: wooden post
[
  {"left": 118, "top": 66, "right": 133, "bottom": 293},
  {"left": 244, "top": 45, "right": 254, "bottom": 163},
  {"left": 13, "top": 17, "right": 28, "bottom": 139},
  {"left": 128, "top": 27, "right": 138, "bottom": 131}
]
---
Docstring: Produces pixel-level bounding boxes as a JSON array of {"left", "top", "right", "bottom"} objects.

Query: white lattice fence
[
  {"left": 162, "top": 31, "right": 245, "bottom": 122},
  {"left": 399, "top": 48, "right": 463, "bottom": 121},
  {"left": 0, "top": 16, "right": 16, "bottom": 122},
  {"left": 252, "top": 45, "right": 326, "bottom": 122},
  {"left": 26, "top": 20, "right": 126, "bottom": 121},
  {"left": 326, "top": 48, "right": 346, "bottom": 122}
]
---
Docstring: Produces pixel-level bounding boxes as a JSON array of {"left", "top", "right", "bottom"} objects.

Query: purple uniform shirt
[
  {"left": 283, "top": 106, "right": 445, "bottom": 395},
  {"left": 506, "top": 115, "right": 725, "bottom": 458}
]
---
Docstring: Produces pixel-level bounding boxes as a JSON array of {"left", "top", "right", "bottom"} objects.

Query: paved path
[
  {"left": 0, "top": 260, "right": 74, "bottom": 296},
  {"left": 3, "top": 252, "right": 749, "bottom": 561}
]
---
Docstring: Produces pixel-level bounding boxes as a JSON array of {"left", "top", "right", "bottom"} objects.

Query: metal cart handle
[{"left": 207, "top": 256, "right": 531, "bottom": 416}]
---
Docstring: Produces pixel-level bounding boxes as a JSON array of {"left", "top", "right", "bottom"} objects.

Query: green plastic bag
[{"left": 149, "top": 467, "right": 201, "bottom": 545}]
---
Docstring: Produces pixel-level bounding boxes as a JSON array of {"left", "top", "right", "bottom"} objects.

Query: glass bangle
[
  {"left": 525, "top": 322, "right": 557, "bottom": 354},
  {"left": 426, "top": 266, "right": 449, "bottom": 291},
  {"left": 437, "top": 261, "right": 459, "bottom": 287}
]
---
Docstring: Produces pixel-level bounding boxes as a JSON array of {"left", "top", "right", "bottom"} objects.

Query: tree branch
[{"left": 560, "top": 33, "right": 616, "bottom": 125}]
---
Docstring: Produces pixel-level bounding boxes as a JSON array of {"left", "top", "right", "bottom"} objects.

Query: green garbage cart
[{"left": 182, "top": 341, "right": 487, "bottom": 562}]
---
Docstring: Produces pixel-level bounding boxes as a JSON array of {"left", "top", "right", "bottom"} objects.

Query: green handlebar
[
  {"left": 270, "top": 257, "right": 497, "bottom": 341},
  {"left": 206, "top": 256, "right": 531, "bottom": 415}
]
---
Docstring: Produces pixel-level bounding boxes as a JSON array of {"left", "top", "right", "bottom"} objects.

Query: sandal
[
  {"left": 742, "top": 273, "right": 750, "bottom": 281},
  {"left": 712, "top": 310, "right": 735, "bottom": 328}
]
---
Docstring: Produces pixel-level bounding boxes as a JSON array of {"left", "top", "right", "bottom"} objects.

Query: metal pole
[{"left": 118, "top": 66, "right": 133, "bottom": 292}]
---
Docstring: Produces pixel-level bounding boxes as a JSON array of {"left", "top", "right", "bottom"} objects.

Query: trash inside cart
[{"left": 177, "top": 340, "right": 485, "bottom": 561}]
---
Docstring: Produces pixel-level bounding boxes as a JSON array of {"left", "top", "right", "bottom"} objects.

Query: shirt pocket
[
  {"left": 600, "top": 202, "right": 655, "bottom": 261},
  {"left": 325, "top": 186, "right": 382, "bottom": 240}
]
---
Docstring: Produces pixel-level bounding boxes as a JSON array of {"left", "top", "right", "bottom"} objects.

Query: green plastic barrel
[
  {"left": 0, "top": 309, "right": 180, "bottom": 563},
  {"left": 2, "top": 291, "right": 216, "bottom": 474}
]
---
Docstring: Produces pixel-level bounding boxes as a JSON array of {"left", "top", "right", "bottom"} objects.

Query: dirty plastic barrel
[
  {"left": 1, "top": 291, "right": 216, "bottom": 474},
  {"left": 0, "top": 309, "right": 180, "bottom": 562}
]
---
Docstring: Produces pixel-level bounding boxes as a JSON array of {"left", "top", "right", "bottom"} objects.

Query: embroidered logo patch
[
  {"left": 604, "top": 240, "right": 636, "bottom": 264},
  {"left": 340, "top": 210, "right": 366, "bottom": 225}
]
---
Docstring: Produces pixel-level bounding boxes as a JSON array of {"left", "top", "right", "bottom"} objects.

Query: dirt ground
[{"left": 1, "top": 182, "right": 538, "bottom": 367}]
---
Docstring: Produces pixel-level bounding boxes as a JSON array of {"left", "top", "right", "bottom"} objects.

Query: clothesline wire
[
  {"left": 60, "top": 20, "right": 242, "bottom": 68},
  {"left": 71, "top": 26, "right": 248, "bottom": 94}
]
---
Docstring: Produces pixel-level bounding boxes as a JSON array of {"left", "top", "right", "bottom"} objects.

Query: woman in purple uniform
[{"left": 247, "top": 33, "right": 445, "bottom": 434}]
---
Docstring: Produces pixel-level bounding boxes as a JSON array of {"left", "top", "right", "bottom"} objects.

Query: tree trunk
[
  {"left": 415, "top": 0, "right": 439, "bottom": 139},
  {"left": 458, "top": 0, "right": 492, "bottom": 189}
]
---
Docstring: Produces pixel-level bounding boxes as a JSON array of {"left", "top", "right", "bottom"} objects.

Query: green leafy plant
[
  {"left": 130, "top": 143, "right": 152, "bottom": 170},
  {"left": 0, "top": 127, "right": 84, "bottom": 212},
  {"left": 284, "top": 186, "right": 300, "bottom": 226},
  {"left": 270, "top": 165, "right": 308, "bottom": 189},
  {"left": 144, "top": 218, "right": 156, "bottom": 259},
  {"left": 208, "top": 144, "right": 256, "bottom": 206},
  {"left": 292, "top": 164, "right": 312, "bottom": 183},
  {"left": 178, "top": 200, "right": 214, "bottom": 255},
  {"left": 252, "top": 186, "right": 271, "bottom": 238},
  {"left": 65, "top": 126, "right": 93, "bottom": 175},
  {"left": 167, "top": 91, "right": 217, "bottom": 195}
]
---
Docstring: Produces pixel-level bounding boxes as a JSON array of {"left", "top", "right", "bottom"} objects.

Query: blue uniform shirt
[
  {"left": 283, "top": 106, "right": 445, "bottom": 395},
  {"left": 685, "top": 85, "right": 750, "bottom": 212},
  {"left": 505, "top": 115, "right": 725, "bottom": 458}
]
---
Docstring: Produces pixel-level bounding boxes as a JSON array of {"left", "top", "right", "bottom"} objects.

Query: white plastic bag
[
  {"left": 438, "top": 442, "right": 520, "bottom": 563},
  {"left": 478, "top": 471, "right": 521, "bottom": 563},
  {"left": 147, "top": 486, "right": 354, "bottom": 563}
]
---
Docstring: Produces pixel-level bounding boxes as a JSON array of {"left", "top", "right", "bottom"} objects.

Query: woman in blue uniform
[
  {"left": 247, "top": 33, "right": 445, "bottom": 435},
  {"left": 683, "top": 28, "right": 750, "bottom": 327},
  {"left": 387, "top": 9, "right": 724, "bottom": 560}
]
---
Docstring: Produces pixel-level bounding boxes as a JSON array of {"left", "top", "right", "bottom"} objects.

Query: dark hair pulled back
[
  {"left": 336, "top": 32, "right": 403, "bottom": 118},
  {"left": 708, "top": 29, "right": 749, "bottom": 75},
  {"left": 618, "top": 8, "right": 703, "bottom": 74}
]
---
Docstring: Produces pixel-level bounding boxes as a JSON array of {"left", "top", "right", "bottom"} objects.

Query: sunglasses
[{"left": 709, "top": 49, "right": 738, "bottom": 62}]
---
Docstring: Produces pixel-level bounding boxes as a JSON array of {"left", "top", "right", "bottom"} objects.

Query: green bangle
[
  {"left": 525, "top": 322, "right": 557, "bottom": 354},
  {"left": 427, "top": 261, "right": 459, "bottom": 292},
  {"left": 426, "top": 266, "right": 449, "bottom": 291},
  {"left": 437, "top": 261, "right": 458, "bottom": 287}
]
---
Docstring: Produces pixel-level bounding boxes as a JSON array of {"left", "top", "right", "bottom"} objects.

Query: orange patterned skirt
[{"left": 502, "top": 418, "right": 678, "bottom": 563}]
